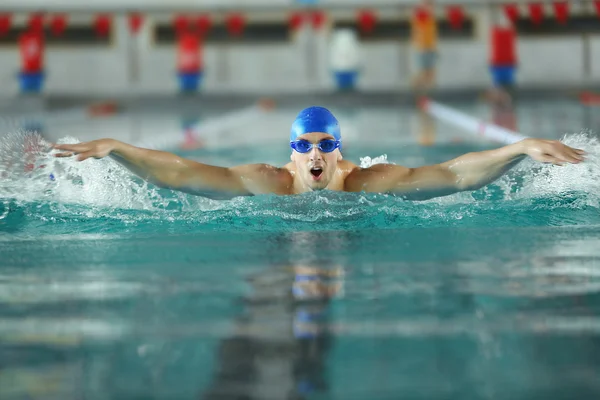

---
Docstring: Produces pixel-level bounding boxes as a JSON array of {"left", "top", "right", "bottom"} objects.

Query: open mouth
[{"left": 310, "top": 167, "right": 323, "bottom": 179}]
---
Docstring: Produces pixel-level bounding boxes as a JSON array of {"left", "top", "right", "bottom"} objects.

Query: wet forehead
[{"left": 295, "top": 132, "right": 335, "bottom": 142}]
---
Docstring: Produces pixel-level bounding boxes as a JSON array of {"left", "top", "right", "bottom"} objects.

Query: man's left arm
[{"left": 345, "top": 139, "right": 586, "bottom": 200}]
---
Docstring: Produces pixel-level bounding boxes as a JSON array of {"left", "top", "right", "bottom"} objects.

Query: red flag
[
  {"left": 447, "top": 5, "right": 464, "bottom": 30},
  {"left": 94, "top": 14, "right": 111, "bottom": 37},
  {"left": 50, "top": 14, "right": 68, "bottom": 37},
  {"left": 28, "top": 13, "right": 44, "bottom": 33},
  {"left": 311, "top": 11, "right": 326, "bottom": 30},
  {"left": 528, "top": 3, "right": 544, "bottom": 25},
  {"left": 226, "top": 13, "right": 245, "bottom": 37},
  {"left": 0, "top": 14, "right": 10, "bottom": 37},
  {"left": 503, "top": 4, "right": 520, "bottom": 24},
  {"left": 595, "top": 1, "right": 600, "bottom": 18},
  {"left": 128, "top": 13, "right": 143, "bottom": 35},
  {"left": 173, "top": 15, "right": 189, "bottom": 36},
  {"left": 553, "top": 2, "right": 569, "bottom": 25},
  {"left": 288, "top": 12, "right": 304, "bottom": 31},
  {"left": 357, "top": 10, "right": 377, "bottom": 34},
  {"left": 195, "top": 14, "right": 212, "bottom": 36}
]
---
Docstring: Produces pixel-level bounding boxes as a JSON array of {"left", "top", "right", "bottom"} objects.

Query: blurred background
[
  {"left": 0, "top": 0, "right": 598, "bottom": 148},
  {"left": 0, "top": 0, "right": 598, "bottom": 95},
  {"left": 0, "top": 0, "right": 596, "bottom": 154}
]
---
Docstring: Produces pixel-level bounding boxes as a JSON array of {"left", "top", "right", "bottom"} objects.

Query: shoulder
[
  {"left": 231, "top": 163, "right": 293, "bottom": 195},
  {"left": 232, "top": 163, "right": 291, "bottom": 176},
  {"left": 344, "top": 163, "right": 411, "bottom": 192},
  {"left": 253, "top": 164, "right": 294, "bottom": 184},
  {"left": 338, "top": 159, "right": 359, "bottom": 175},
  {"left": 347, "top": 162, "right": 409, "bottom": 176}
]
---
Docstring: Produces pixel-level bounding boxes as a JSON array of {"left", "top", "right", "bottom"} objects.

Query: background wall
[{"left": 0, "top": 0, "right": 598, "bottom": 97}]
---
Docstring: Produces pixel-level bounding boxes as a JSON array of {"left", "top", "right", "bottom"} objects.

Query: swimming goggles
[{"left": 290, "top": 139, "right": 340, "bottom": 154}]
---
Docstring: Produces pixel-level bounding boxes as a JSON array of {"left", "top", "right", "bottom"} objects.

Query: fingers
[
  {"left": 547, "top": 143, "right": 586, "bottom": 164},
  {"left": 558, "top": 153, "right": 579, "bottom": 164},
  {"left": 539, "top": 155, "right": 563, "bottom": 165},
  {"left": 533, "top": 140, "right": 588, "bottom": 165},
  {"left": 566, "top": 146, "right": 587, "bottom": 163},
  {"left": 54, "top": 151, "right": 94, "bottom": 162},
  {"left": 52, "top": 142, "right": 93, "bottom": 161},
  {"left": 566, "top": 149, "right": 585, "bottom": 163},
  {"left": 539, "top": 150, "right": 570, "bottom": 166},
  {"left": 563, "top": 144, "right": 586, "bottom": 156},
  {"left": 76, "top": 151, "right": 95, "bottom": 162},
  {"left": 52, "top": 143, "right": 74, "bottom": 151},
  {"left": 556, "top": 149, "right": 580, "bottom": 164},
  {"left": 52, "top": 143, "right": 87, "bottom": 153}
]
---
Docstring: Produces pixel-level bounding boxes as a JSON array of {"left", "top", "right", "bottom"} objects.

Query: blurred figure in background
[
  {"left": 484, "top": 12, "right": 519, "bottom": 132},
  {"left": 410, "top": 0, "right": 438, "bottom": 94},
  {"left": 330, "top": 29, "right": 361, "bottom": 91}
]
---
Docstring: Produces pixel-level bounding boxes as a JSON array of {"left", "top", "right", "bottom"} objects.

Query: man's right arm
[{"left": 53, "top": 139, "right": 291, "bottom": 197}]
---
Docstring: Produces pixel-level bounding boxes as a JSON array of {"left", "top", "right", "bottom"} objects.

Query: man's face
[{"left": 290, "top": 132, "right": 342, "bottom": 191}]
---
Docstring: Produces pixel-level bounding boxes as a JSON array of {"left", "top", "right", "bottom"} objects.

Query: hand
[
  {"left": 521, "top": 138, "right": 586, "bottom": 166},
  {"left": 53, "top": 139, "right": 116, "bottom": 161}
]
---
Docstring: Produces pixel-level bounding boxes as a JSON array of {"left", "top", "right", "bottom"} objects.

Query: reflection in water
[
  {"left": 417, "top": 109, "right": 436, "bottom": 147},
  {"left": 485, "top": 87, "right": 519, "bottom": 132},
  {"left": 200, "top": 231, "right": 345, "bottom": 399},
  {"left": 201, "top": 255, "right": 344, "bottom": 399},
  {"left": 2, "top": 228, "right": 600, "bottom": 398}
]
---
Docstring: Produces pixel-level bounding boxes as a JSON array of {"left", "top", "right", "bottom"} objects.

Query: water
[{"left": 1, "top": 101, "right": 600, "bottom": 399}]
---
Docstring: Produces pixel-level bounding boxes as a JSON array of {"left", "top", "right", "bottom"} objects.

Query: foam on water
[
  {"left": 1, "top": 131, "right": 599, "bottom": 233},
  {"left": 510, "top": 133, "right": 600, "bottom": 207}
]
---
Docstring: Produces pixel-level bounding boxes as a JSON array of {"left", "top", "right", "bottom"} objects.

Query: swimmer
[{"left": 53, "top": 106, "right": 586, "bottom": 200}]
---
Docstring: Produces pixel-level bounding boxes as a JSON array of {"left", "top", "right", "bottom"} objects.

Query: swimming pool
[{"left": 1, "top": 96, "right": 600, "bottom": 399}]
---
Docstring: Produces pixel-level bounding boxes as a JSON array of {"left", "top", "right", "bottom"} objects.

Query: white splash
[
  {"left": 359, "top": 154, "right": 392, "bottom": 168},
  {"left": 0, "top": 131, "right": 218, "bottom": 212},
  {"left": 507, "top": 132, "right": 600, "bottom": 206}
]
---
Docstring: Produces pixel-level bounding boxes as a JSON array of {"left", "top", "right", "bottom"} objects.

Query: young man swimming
[{"left": 53, "top": 106, "right": 585, "bottom": 200}]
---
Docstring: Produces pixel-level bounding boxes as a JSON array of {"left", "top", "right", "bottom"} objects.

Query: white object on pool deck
[
  {"left": 418, "top": 97, "right": 528, "bottom": 145},
  {"left": 330, "top": 28, "right": 360, "bottom": 72}
]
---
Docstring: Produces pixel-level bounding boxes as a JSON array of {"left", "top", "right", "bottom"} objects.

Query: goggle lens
[
  {"left": 294, "top": 140, "right": 313, "bottom": 153},
  {"left": 319, "top": 140, "right": 337, "bottom": 152}
]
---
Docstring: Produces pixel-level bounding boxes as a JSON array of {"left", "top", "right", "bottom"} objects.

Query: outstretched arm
[
  {"left": 345, "top": 139, "right": 586, "bottom": 200},
  {"left": 53, "top": 139, "right": 291, "bottom": 198}
]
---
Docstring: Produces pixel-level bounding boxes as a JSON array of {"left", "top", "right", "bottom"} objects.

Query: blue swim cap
[{"left": 290, "top": 106, "right": 341, "bottom": 142}]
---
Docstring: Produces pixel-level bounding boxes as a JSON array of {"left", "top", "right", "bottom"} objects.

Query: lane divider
[{"left": 418, "top": 97, "right": 528, "bottom": 145}]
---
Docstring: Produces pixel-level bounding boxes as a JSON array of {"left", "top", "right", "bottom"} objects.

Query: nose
[{"left": 309, "top": 146, "right": 322, "bottom": 161}]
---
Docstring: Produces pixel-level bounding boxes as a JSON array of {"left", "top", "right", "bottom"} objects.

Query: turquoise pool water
[{"left": 1, "top": 100, "right": 600, "bottom": 399}]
